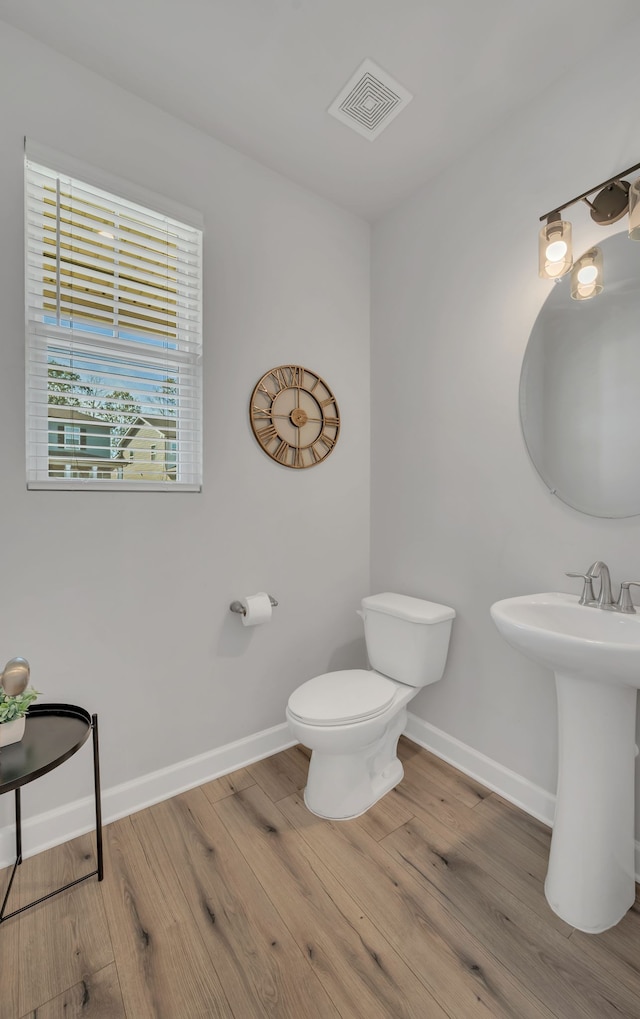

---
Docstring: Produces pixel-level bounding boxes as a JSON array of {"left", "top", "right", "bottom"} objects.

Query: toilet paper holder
[{"left": 230, "top": 595, "right": 278, "bottom": 616}]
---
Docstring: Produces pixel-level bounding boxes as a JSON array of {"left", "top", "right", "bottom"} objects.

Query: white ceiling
[{"left": 1, "top": 0, "right": 638, "bottom": 220}]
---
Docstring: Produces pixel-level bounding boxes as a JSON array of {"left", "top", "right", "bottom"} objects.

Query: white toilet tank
[{"left": 361, "top": 592, "right": 455, "bottom": 688}]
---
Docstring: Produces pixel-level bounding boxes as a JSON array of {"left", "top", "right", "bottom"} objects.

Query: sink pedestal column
[{"left": 545, "top": 672, "right": 637, "bottom": 933}]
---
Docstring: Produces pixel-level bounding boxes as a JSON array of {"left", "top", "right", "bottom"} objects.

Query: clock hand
[{"left": 268, "top": 414, "right": 322, "bottom": 423}]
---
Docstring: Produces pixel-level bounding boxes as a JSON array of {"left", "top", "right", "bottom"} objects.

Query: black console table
[{"left": 0, "top": 704, "right": 103, "bottom": 924}]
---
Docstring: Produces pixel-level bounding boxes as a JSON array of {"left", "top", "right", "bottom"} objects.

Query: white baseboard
[
  {"left": 5, "top": 712, "right": 640, "bottom": 887},
  {"left": 0, "top": 722, "right": 296, "bottom": 868},
  {"left": 404, "top": 712, "right": 556, "bottom": 825},
  {"left": 404, "top": 712, "right": 640, "bottom": 882}
]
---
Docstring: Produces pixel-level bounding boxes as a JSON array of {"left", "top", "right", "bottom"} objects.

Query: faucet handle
[
  {"left": 616, "top": 581, "right": 640, "bottom": 614},
  {"left": 566, "top": 572, "right": 596, "bottom": 606}
]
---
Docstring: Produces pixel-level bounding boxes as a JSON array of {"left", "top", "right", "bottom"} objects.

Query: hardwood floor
[{"left": 2, "top": 737, "right": 640, "bottom": 1018}]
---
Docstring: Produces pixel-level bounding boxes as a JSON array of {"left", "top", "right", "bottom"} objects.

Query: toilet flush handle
[{"left": 356, "top": 609, "right": 365, "bottom": 619}]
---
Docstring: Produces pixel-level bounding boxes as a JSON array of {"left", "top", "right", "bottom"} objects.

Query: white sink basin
[
  {"left": 491, "top": 591, "right": 639, "bottom": 933},
  {"left": 491, "top": 592, "right": 640, "bottom": 686}
]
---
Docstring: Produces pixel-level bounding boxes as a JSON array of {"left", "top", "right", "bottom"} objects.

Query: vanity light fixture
[{"left": 539, "top": 159, "right": 640, "bottom": 297}]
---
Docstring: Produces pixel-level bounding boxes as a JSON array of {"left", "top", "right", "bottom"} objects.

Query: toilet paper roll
[{"left": 240, "top": 592, "right": 273, "bottom": 627}]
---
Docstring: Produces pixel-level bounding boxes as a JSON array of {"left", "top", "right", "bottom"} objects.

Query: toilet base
[
  {"left": 303, "top": 756, "right": 404, "bottom": 820},
  {"left": 300, "top": 707, "right": 408, "bottom": 820}
]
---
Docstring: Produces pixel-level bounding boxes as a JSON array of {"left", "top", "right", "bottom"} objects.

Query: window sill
[{"left": 27, "top": 480, "right": 201, "bottom": 493}]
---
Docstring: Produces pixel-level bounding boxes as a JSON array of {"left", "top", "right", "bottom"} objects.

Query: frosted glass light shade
[
  {"left": 629, "top": 179, "right": 640, "bottom": 239},
  {"left": 539, "top": 217, "right": 572, "bottom": 280},
  {"left": 571, "top": 247, "right": 603, "bottom": 301}
]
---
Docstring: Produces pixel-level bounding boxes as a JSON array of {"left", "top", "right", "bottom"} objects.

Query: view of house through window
[{"left": 25, "top": 148, "right": 203, "bottom": 490}]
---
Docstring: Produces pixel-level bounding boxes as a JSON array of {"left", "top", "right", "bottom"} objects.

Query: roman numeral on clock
[
  {"left": 257, "top": 424, "right": 277, "bottom": 444},
  {"left": 274, "top": 440, "right": 291, "bottom": 464}
]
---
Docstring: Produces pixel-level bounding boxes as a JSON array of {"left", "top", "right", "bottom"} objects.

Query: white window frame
[{"left": 25, "top": 141, "right": 204, "bottom": 492}]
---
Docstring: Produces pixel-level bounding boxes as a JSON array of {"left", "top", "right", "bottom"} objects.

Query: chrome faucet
[
  {"left": 586, "top": 561, "right": 616, "bottom": 609},
  {"left": 568, "top": 561, "right": 640, "bottom": 612}
]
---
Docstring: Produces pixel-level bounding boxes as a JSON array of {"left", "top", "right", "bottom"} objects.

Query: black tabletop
[{"left": 0, "top": 704, "right": 92, "bottom": 795}]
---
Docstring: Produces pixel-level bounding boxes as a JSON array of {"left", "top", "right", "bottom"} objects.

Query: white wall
[
  {"left": 0, "top": 23, "right": 370, "bottom": 831},
  {"left": 371, "top": 21, "right": 640, "bottom": 824}
]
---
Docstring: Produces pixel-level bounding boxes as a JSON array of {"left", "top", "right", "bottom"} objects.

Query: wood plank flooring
[{"left": 2, "top": 736, "right": 640, "bottom": 1018}]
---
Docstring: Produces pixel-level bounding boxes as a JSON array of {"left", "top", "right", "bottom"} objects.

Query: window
[
  {"left": 63, "top": 424, "right": 81, "bottom": 448},
  {"left": 25, "top": 144, "right": 203, "bottom": 490}
]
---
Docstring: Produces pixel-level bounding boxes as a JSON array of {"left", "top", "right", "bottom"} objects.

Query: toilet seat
[{"left": 287, "top": 669, "right": 398, "bottom": 726}]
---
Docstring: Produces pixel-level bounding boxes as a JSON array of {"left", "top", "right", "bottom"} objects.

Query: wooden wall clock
[{"left": 250, "top": 365, "right": 340, "bottom": 469}]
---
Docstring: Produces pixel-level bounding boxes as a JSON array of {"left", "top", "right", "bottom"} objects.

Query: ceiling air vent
[{"left": 328, "top": 58, "right": 413, "bottom": 141}]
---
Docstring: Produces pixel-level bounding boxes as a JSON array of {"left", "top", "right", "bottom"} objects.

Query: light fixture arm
[{"left": 540, "top": 160, "right": 640, "bottom": 222}]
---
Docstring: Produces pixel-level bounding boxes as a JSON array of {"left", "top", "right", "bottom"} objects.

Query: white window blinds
[{"left": 25, "top": 150, "right": 203, "bottom": 490}]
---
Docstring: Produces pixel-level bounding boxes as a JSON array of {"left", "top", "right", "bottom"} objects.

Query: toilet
[{"left": 286, "top": 592, "right": 455, "bottom": 820}]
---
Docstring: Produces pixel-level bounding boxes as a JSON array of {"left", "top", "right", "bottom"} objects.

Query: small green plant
[{"left": 0, "top": 688, "right": 40, "bottom": 724}]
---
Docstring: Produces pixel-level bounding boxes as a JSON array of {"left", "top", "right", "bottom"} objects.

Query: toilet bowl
[{"left": 286, "top": 593, "right": 455, "bottom": 820}]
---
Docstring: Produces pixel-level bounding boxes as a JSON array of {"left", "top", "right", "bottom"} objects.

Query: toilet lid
[{"left": 288, "top": 670, "right": 398, "bottom": 726}]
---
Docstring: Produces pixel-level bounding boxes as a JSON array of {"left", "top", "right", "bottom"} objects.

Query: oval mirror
[{"left": 520, "top": 230, "right": 640, "bottom": 517}]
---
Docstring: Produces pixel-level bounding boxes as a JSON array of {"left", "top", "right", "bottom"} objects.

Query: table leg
[
  {"left": 0, "top": 791, "right": 22, "bottom": 921},
  {"left": 15, "top": 788, "right": 22, "bottom": 864},
  {"left": 91, "top": 714, "right": 103, "bottom": 881}
]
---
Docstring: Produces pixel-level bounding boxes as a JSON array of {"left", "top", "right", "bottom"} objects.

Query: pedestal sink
[{"left": 490, "top": 592, "right": 640, "bottom": 933}]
